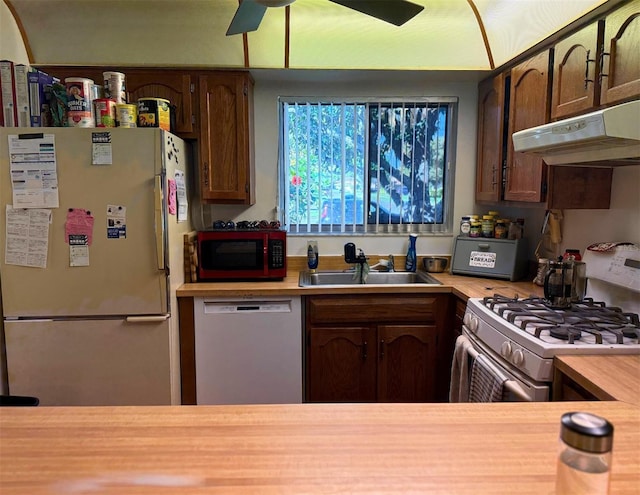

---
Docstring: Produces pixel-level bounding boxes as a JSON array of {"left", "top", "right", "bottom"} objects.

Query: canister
[
  {"left": 65, "top": 77, "right": 95, "bottom": 127},
  {"left": 116, "top": 103, "right": 137, "bottom": 128},
  {"left": 137, "top": 97, "right": 171, "bottom": 131},
  {"left": 94, "top": 98, "right": 116, "bottom": 127},
  {"left": 556, "top": 412, "right": 613, "bottom": 495},
  {"left": 103, "top": 71, "right": 127, "bottom": 104}
]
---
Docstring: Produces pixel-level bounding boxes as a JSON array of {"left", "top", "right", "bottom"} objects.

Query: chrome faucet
[{"left": 387, "top": 254, "right": 395, "bottom": 272}]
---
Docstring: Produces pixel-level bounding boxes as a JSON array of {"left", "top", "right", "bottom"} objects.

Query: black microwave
[{"left": 197, "top": 230, "right": 287, "bottom": 281}]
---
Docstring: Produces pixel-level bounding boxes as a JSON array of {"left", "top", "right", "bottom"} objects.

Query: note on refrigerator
[
  {"left": 5, "top": 205, "right": 51, "bottom": 268},
  {"left": 175, "top": 170, "right": 188, "bottom": 223},
  {"left": 7, "top": 133, "right": 59, "bottom": 208}
]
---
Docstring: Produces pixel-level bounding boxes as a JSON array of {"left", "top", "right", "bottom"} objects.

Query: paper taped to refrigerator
[
  {"left": 7, "top": 133, "right": 59, "bottom": 208},
  {"left": 5, "top": 205, "right": 51, "bottom": 268}
]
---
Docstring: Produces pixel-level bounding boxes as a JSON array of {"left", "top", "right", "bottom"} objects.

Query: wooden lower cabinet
[
  {"left": 552, "top": 366, "right": 599, "bottom": 401},
  {"left": 305, "top": 294, "right": 451, "bottom": 403}
]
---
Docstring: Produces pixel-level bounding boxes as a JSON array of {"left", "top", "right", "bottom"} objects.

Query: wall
[
  {"left": 561, "top": 166, "right": 640, "bottom": 249},
  {"left": 205, "top": 69, "right": 480, "bottom": 259},
  {"left": 0, "top": 1, "right": 28, "bottom": 64}
]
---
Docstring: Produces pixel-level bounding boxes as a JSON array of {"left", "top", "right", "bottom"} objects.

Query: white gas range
[{"left": 458, "top": 244, "right": 640, "bottom": 402}]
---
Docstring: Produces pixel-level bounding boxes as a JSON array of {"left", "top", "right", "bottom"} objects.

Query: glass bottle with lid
[
  {"left": 555, "top": 411, "right": 614, "bottom": 495},
  {"left": 459, "top": 216, "right": 472, "bottom": 236},
  {"left": 481, "top": 215, "right": 495, "bottom": 238}
]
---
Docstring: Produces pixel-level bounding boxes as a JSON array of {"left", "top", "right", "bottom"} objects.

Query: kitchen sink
[{"left": 299, "top": 270, "right": 442, "bottom": 287}]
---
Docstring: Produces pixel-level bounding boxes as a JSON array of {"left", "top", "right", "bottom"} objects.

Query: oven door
[{"left": 462, "top": 327, "right": 550, "bottom": 402}]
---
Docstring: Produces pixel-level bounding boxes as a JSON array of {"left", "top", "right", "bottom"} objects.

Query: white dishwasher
[{"left": 194, "top": 296, "right": 302, "bottom": 405}]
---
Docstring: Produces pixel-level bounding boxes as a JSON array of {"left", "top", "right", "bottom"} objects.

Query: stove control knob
[
  {"left": 463, "top": 314, "right": 479, "bottom": 332},
  {"left": 512, "top": 349, "right": 525, "bottom": 366},
  {"left": 500, "top": 341, "right": 512, "bottom": 357}
]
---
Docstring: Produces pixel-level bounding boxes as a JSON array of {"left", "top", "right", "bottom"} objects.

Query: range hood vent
[{"left": 512, "top": 100, "right": 640, "bottom": 166}]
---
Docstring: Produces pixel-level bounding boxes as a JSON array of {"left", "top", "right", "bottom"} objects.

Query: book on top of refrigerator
[
  {"left": 28, "top": 69, "right": 57, "bottom": 127},
  {"left": 0, "top": 60, "right": 18, "bottom": 127},
  {"left": 13, "top": 63, "right": 32, "bottom": 127}
]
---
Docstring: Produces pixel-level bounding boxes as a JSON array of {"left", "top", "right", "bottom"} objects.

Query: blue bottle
[
  {"left": 405, "top": 234, "right": 417, "bottom": 272},
  {"left": 307, "top": 240, "right": 319, "bottom": 271}
]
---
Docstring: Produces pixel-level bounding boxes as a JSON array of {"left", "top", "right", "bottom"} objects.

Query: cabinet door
[
  {"left": 199, "top": 72, "right": 255, "bottom": 204},
  {"left": 476, "top": 74, "right": 505, "bottom": 203},
  {"left": 600, "top": 0, "right": 640, "bottom": 105},
  {"left": 377, "top": 325, "right": 437, "bottom": 403},
  {"left": 307, "top": 326, "right": 377, "bottom": 402},
  {"left": 505, "top": 51, "right": 551, "bottom": 203},
  {"left": 126, "top": 71, "right": 195, "bottom": 135},
  {"left": 551, "top": 21, "right": 602, "bottom": 119}
]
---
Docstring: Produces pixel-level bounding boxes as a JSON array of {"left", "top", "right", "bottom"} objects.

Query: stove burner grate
[{"left": 481, "top": 295, "right": 640, "bottom": 345}]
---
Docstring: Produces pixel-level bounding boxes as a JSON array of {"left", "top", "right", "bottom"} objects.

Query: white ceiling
[{"left": 6, "top": 0, "right": 614, "bottom": 70}]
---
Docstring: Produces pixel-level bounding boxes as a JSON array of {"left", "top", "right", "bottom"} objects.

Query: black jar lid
[{"left": 560, "top": 412, "right": 614, "bottom": 453}]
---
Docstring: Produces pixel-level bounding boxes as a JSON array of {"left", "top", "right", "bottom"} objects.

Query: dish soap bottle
[
  {"left": 307, "top": 240, "right": 319, "bottom": 272},
  {"left": 405, "top": 234, "right": 418, "bottom": 272}
]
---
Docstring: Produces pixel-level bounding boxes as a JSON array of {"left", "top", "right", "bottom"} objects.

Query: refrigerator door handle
[
  {"left": 126, "top": 315, "right": 170, "bottom": 323},
  {"left": 154, "top": 175, "right": 165, "bottom": 270}
]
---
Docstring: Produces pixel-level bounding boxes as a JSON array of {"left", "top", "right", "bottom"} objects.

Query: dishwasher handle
[{"left": 203, "top": 300, "right": 293, "bottom": 314}]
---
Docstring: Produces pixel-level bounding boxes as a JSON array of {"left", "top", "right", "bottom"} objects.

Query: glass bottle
[
  {"left": 405, "top": 234, "right": 417, "bottom": 272},
  {"left": 481, "top": 215, "right": 495, "bottom": 238},
  {"left": 556, "top": 412, "right": 613, "bottom": 495},
  {"left": 459, "top": 216, "right": 471, "bottom": 236}
]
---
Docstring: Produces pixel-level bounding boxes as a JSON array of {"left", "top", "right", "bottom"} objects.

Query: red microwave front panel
[{"left": 197, "top": 230, "right": 286, "bottom": 281}]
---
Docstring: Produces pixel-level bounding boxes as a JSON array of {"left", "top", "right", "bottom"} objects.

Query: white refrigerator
[{"left": 0, "top": 127, "right": 191, "bottom": 405}]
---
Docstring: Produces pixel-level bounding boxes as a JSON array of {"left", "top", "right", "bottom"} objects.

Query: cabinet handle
[
  {"left": 599, "top": 50, "right": 610, "bottom": 82},
  {"left": 584, "top": 49, "right": 596, "bottom": 89},
  {"left": 203, "top": 162, "right": 209, "bottom": 186},
  {"left": 362, "top": 340, "right": 368, "bottom": 360},
  {"left": 379, "top": 339, "right": 385, "bottom": 360}
]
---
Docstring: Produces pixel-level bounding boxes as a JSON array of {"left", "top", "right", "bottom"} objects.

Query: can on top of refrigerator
[
  {"left": 94, "top": 98, "right": 116, "bottom": 128},
  {"left": 65, "top": 77, "right": 95, "bottom": 127},
  {"left": 137, "top": 97, "right": 171, "bottom": 131},
  {"left": 103, "top": 71, "right": 127, "bottom": 104}
]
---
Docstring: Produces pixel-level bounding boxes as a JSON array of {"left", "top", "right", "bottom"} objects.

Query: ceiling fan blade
[
  {"left": 226, "top": 0, "right": 268, "bottom": 36},
  {"left": 329, "top": 0, "right": 424, "bottom": 26}
]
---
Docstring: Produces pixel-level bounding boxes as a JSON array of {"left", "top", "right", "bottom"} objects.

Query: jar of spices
[
  {"left": 494, "top": 219, "right": 508, "bottom": 239},
  {"left": 469, "top": 221, "right": 482, "bottom": 237},
  {"left": 556, "top": 412, "right": 613, "bottom": 495},
  {"left": 459, "top": 216, "right": 472, "bottom": 236},
  {"left": 481, "top": 215, "right": 495, "bottom": 238}
]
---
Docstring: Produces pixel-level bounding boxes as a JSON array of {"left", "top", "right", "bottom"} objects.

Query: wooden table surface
[{"left": 1, "top": 401, "right": 639, "bottom": 494}]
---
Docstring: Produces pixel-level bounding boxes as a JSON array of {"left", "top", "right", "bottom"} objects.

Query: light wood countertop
[
  {"left": 1, "top": 401, "right": 638, "bottom": 494},
  {"left": 554, "top": 355, "right": 640, "bottom": 405}
]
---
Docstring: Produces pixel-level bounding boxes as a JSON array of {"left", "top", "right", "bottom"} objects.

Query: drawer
[{"left": 307, "top": 294, "right": 442, "bottom": 324}]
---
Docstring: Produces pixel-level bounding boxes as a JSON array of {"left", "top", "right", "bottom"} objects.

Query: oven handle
[{"left": 465, "top": 341, "right": 532, "bottom": 402}]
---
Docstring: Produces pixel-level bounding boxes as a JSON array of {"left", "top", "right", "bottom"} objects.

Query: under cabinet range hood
[{"left": 512, "top": 100, "right": 640, "bottom": 166}]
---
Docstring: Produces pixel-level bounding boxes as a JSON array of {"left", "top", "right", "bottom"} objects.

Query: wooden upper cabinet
[
  {"left": 551, "top": 21, "right": 602, "bottom": 120},
  {"left": 126, "top": 71, "right": 195, "bottom": 136},
  {"left": 600, "top": 0, "right": 640, "bottom": 105},
  {"left": 476, "top": 74, "right": 505, "bottom": 203},
  {"left": 505, "top": 51, "right": 551, "bottom": 203},
  {"left": 199, "top": 72, "right": 255, "bottom": 205}
]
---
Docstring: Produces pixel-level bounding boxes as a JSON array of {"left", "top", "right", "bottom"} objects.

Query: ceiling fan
[{"left": 226, "top": 0, "right": 425, "bottom": 36}]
